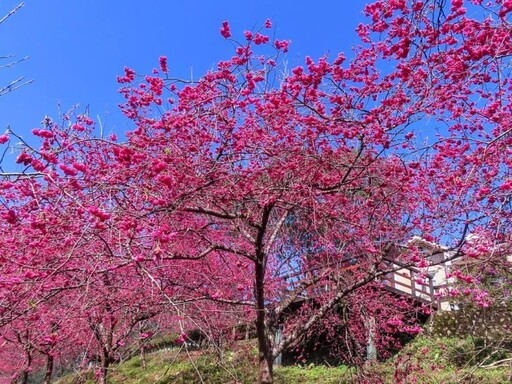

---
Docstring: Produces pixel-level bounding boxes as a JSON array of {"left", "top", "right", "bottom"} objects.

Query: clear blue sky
[{"left": 0, "top": 1, "right": 366, "bottom": 138}]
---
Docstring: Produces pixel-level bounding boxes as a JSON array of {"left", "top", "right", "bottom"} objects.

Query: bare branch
[
  {"left": 265, "top": 210, "right": 289, "bottom": 255},
  {"left": 0, "top": 3, "right": 24, "bottom": 26},
  {"left": 183, "top": 206, "right": 240, "bottom": 220},
  {"left": 0, "top": 55, "right": 29, "bottom": 69},
  {"left": 0, "top": 76, "right": 33, "bottom": 96}
]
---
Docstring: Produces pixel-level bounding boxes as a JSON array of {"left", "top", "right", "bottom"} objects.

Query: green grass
[
  {"left": 55, "top": 336, "right": 512, "bottom": 383},
  {"left": 275, "top": 365, "right": 352, "bottom": 384},
  {"left": 365, "top": 335, "right": 512, "bottom": 383},
  {"left": 55, "top": 345, "right": 352, "bottom": 384}
]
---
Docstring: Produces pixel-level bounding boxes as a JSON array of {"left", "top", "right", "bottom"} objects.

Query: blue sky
[{"left": 0, "top": 1, "right": 366, "bottom": 138}]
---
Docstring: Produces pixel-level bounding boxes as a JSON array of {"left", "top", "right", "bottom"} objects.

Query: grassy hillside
[
  {"left": 55, "top": 346, "right": 350, "bottom": 383},
  {"left": 54, "top": 336, "right": 512, "bottom": 383}
]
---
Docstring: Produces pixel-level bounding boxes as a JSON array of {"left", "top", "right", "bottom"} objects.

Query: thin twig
[
  {"left": 0, "top": 3, "right": 24, "bottom": 26},
  {"left": 0, "top": 77, "right": 33, "bottom": 96},
  {"left": 0, "top": 55, "right": 29, "bottom": 69}
]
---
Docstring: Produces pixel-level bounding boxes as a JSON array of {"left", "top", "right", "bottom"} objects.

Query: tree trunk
[
  {"left": 17, "top": 370, "right": 29, "bottom": 384},
  {"left": 258, "top": 353, "right": 274, "bottom": 384},
  {"left": 255, "top": 257, "right": 274, "bottom": 383},
  {"left": 140, "top": 342, "right": 147, "bottom": 369},
  {"left": 18, "top": 344, "right": 32, "bottom": 384},
  {"left": 255, "top": 315, "right": 274, "bottom": 384},
  {"left": 19, "top": 371, "right": 29, "bottom": 384},
  {"left": 254, "top": 204, "right": 274, "bottom": 384},
  {"left": 43, "top": 353, "right": 54, "bottom": 384},
  {"left": 99, "top": 349, "right": 111, "bottom": 384},
  {"left": 89, "top": 316, "right": 114, "bottom": 384}
]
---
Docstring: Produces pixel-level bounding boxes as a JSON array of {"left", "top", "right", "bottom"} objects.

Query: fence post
[
  {"left": 274, "top": 327, "right": 282, "bottom": 367},
  {"left": 366, "top": 316, "right": 377, "bottom": 361},
  {"left": 429, "top": 275, "right": 434, "bottom": 303}
]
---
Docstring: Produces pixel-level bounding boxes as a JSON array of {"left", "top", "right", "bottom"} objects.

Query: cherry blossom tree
[
  {"left": 108, "top": 1, "right": 511, "bottom": 381},
  {"left": 0, "top": 1, "right": 511, "bottom": 383}
]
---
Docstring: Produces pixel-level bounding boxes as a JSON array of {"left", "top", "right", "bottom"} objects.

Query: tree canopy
[{"left": 1, "top": 1, "right": 512, "bottom": 383}]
